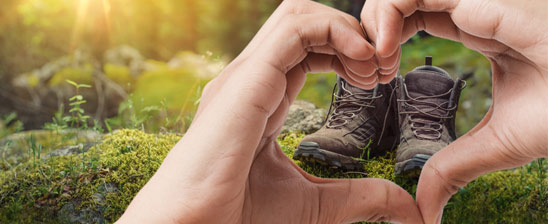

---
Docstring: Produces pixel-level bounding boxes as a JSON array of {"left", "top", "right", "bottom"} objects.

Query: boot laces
[
  {"left": 398, "top": 88, "right": 457, "bottom": 140},
  {"left": 325, "top": 83, "right": 381, "bottom": 129}
]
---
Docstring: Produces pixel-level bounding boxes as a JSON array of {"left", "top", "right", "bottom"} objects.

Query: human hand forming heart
[
  {"left": 360, "top": 0, "right": 548, "bottom": 223},
  {"left": 118, "top": 0, "right": 423, "bottom": 223},
  {"left": 117, "top": 0, "right": 547, "bottom": 223}
]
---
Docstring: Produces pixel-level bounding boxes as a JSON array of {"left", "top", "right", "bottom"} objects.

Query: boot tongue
[
  {"left": 405, "top": 69, "right": 453, "bottom": 100},
  {"left": 404, "top": 68, "right": 454, "bottom": 118},
  {"left": 340, "top": 79, "right": 370, "bottom": 95}
]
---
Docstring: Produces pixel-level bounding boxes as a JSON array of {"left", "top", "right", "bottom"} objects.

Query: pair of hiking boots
[{"left": 293, "top": 57, "right": 466, "bottom": 177}]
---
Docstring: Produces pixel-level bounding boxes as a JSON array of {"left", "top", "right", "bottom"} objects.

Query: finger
[
  {"left": 264, "top": 53, "right": 347, "bottom": 137},
  {"left": 306, "top": 45, "right": 338, "bottom": 55},
  {"left": 401, "top": 12, "right": 510, "bottom": 56},
  {"left": 243, "top": 0, "right": 375, "bottom": 63},
  {"left": 360, "top": 0, "right": 380, "bottom": 47},
  {"left": 255, "top": 12, "right": 375, "bottom": 75},
  {"left": 306, "top": 45, "right": 378, "bottom": 79},
  {"left": 377, "top": 69, "right": 398, "bottom": 84},
  {"left": 374, "top": 47, "right": 400, "bottom": 84},
  {"left": 339, "top": 53, "right": 377, "bottom": 78},
  {"left": 339, "top": 65, "right": 379, "bottom": 90},
  {"left": 363, "top": 0, "right": 460, "bottom": 58},
  {"left": 377, "top": 47, "right": 401, "bottom": 75},
  {"left": 314, "top": 178, "right": 424, "bottom": 224}
]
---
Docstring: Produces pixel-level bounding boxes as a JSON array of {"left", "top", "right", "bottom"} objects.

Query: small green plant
[
  {"left": 0, "top": 112, "right": 24, "bottom": 138},
  {"left": 27, "top": 135, "right": 50, "bottom": 180},
  {"left": 44, "top": 80, "right": 97, "bottom": 131},
  {"left": 355, "top": 139, "right": 373, "bottom": 162},
  {"left": 66, "top": 80, "right": 92, "bottom": 129},
  {"left": 44, "top": 104, "right": 68, "bottom": 131}
]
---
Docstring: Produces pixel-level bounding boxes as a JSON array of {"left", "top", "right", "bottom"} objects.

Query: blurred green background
[{"left": 0, "top": 0, "right": 491, "bottom": 136}]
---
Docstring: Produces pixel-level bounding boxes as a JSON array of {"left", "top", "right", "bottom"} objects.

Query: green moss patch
[
  {"left": 0, "top": 130, "right": 101, "bottom": 171},
  {"left": 277, "top": 132, "right": 548, "bottom": 223},
  {"left": 0, "top": 129, "right": 179, "bottom": 223},
  {"left": 1, "top": 130, "right": 546, "bottom": 223}
]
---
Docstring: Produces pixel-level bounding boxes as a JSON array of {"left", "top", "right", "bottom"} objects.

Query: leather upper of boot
[
  {"left": 396, "top": 66, "right": 465, "bottom": 162},
  {"left": 301, "top": 78, "right": 398, "bottom": 158}
]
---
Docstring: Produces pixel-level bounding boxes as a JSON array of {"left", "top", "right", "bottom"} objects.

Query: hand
[
  {"left": 117, "top": 0, "right": 423, "bottom": 223},
  {"left": 360, "top": 0, "right": 548, "bottom": 222}
]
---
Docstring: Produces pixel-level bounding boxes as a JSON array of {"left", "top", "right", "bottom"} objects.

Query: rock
[
  {"left": 103, "top": 45, "right": 145, "bottom": 76},
  {"left": 57, "top": 183, "right": 117, "bottom": 224},
  {"left": 58, "top": 202, "right": 106, "bottom": 224},
  {"left": 43, "top": 143, "right": 97, "bottom": 159},
  {"left": 282, "top": 100, "right": 327, "bottom": 134},
  {"left": 0, "top": 129, "right": 180, "bottom": 223},
  {"left": 167, "top": 51, "right": 226, "bottom": 79},
  {"left": 0, "top": 129, "right": 102, "bottom": 170},
  {"left": 7, "top": 48, "right": 130, "bottom": 129}
]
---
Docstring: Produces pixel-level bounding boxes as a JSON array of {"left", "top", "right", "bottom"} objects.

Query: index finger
[{"left": 362, "top": 0, "right": 459, "bottom": 57}]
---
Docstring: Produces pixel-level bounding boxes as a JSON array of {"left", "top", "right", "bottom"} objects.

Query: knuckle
[
  {"left": 201, "top": 79, "right": 216, "bottom": 98},
  {"left": 281, "top": 0, "right": 308, "bottom": 15},
  {"left": 425, "top": 161, "right": 461, "bottom": 195}
]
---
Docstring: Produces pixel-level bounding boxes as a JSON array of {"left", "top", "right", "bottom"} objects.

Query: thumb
[
  {"left": 315, "top": 178, "right": 424, "bottom": 224},
  {"left": 415, "top": 112, "right": 535, "bottom": 223}
]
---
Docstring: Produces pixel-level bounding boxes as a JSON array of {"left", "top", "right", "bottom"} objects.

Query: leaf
[
  {"left": 65, "top": 79, "right": 78, "bottom": 87},
  {"left": 78, "top": 84, "right": 92, "bottom": 88}
]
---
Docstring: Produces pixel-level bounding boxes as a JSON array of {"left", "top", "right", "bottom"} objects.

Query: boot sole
[
  {"left": 293, "top": 142, "right": 362, "bottom": 171},
  {"left": 395, "top": 154, "right": 431, "bottom": 178}
]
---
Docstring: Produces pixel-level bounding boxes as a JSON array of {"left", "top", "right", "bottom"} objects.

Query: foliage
[
  {"left": 0, "top": 0, "right": 281, "bottom": 83},
  {"left": 0, "top": 113, "right": 24, "bottom": 139},
  {"left": 65, "top": 80, "right": 92, "bottom": 129}
]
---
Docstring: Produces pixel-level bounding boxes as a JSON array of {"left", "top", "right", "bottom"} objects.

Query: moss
[
  {"left": 1, "top": 130, "right": 546, "bottom": 223},
  {"left": 48, "top": 64, "right": 93, "bottom": 86},
  {"left": 0, "top": 129, "right": 179, "bottom": 223},
  {"left": 443, "top": 162, "right": 548, "bottom": 223},
  {"left": 0, "top": 130, "right": 100, "bottom": 171},
  {"left": 277, "top": 132, "right": 547, "bottom": 223},
  {"left": 96, "top": 129, "right": 180, "bottom": 220},
  {"left": 103, "top": 64, "right": 132, "bottom": 86},
  {"left": 277, "top": 132, "right": 396, "bottom": 180}
]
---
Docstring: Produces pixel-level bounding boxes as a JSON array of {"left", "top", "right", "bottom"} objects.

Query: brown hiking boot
[
  {"left": 395, "top": 56, "right": 466, "bottom": 177},
  {"left": 293, "top": 77, "right": 399, "bottom": 170}
]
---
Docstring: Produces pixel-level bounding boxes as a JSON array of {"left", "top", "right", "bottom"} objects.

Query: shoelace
[
  {"left": 324, "top": 83, "right": 381, "bottom": 129},
  {"left": 398, "top": 88, "right": 457, "bottom": 140}
]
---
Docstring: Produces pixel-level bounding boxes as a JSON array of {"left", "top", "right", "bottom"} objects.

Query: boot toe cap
[{"left": 299, "top": 136, "right": 360, "bottom": 158}]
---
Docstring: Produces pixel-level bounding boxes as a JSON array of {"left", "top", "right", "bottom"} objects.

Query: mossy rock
[
  {"left": 1, "top": 130, "right": 546, "bottom": 223},
  {"left": 0, "top": 129, "right": 101, "bottom": 171},
  {"left": 0, "top": 129, "right": 180, "bottom": 223}
]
